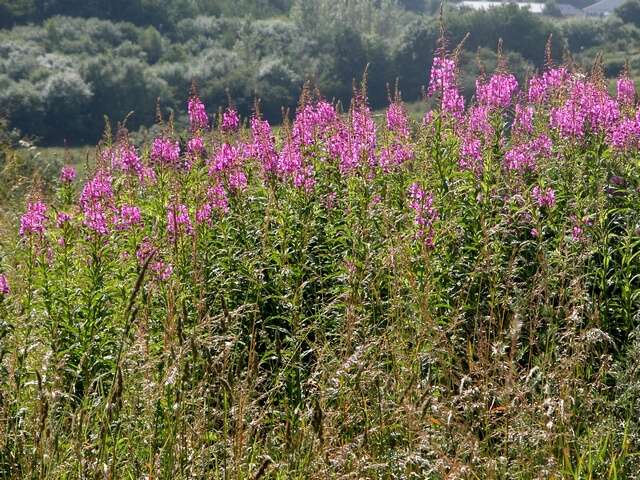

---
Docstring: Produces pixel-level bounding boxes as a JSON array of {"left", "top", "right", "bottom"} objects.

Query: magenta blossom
[
  {"left": 428, "top": 56, "right": 465, "bottom": 119},
  {"left": 459, "top": 137, "right": 483, "bottom": 176},
  {"left": 210, "top": 143, "right": 240, "bottom": 175},
  {"left": 0, "top": 274, "right": 8, "bottom": 295},
  {"left": 207, "top": 184, "right": 229, "bottom": 214},
  {"left": 528, "top": 67, "right": 569, "bottom": 103},
  {"left": 441, "top": 87, "right": 465, "bottom": 119},
  {"left": 20, "top": 201, "right": 48, "bottom": 237},
  {"left": 467, "top": 106, "right": 492, "bottom": 140},
  {"left": 114, "top": 205, "right": 142, "bottom": 231},
  {"left": 187, "top": 136, "right": 205, "bottom": 156},
  {"left": 532, "top": 186, "right": 556, "bottom": 208},
  {"left": 250, "top": 118, "right": 278, "bottom": 176},
  {"left": 550, "top": 101, "right": 586, "bottom": 139},
  {"left": 408, "top": 183, "right": 438, "bottom": 247},
  {"left": 617, "top": 77, "right": 635, "bottom": 107},
  {"left": 152, "top": 261, "right": 173, "bottom": 281},
  {"left": 504, "top": 135, "right": 552, "bottom": 172},
  {"left": 136, "top": 237, "right": 156, "bottom": 264},
  {"left": 196, "top": 203, "right": 213, "bottom": 225},
  {"left": 80, "top": 171, "right": 114, "bottom": 235},
  {"left": 221, "top": 108, "right": 240, "bottom": 133},
  {"left": 428, "top": 57, "right": 457, "bottom": 97},
  {"left": 56, "top": 212, "right": 72, "bottom": 228},
  {"left": 386, "top": 102, "right": 410, "bottom": 138},
  {"left": 292, "top": 101, "right": 337, "bottom": 145},
  {"left": 60, "top": 165, "right": 77, "bottom": 183},
  {"left": 188, "top": 96, "right": 209, "bottom": 131},
  {"left": 513, "top": 104, "right": 534, "bottom": 136},
  {"left": 608, "top": 117, "right": 640, "bottom": 151},
  {"left": 228, "top": 169, "right": 248, "bottom": 191},
  {"left": 379, "top": 143, "right": 413, "bottom": 172},
  {"left": 167, "top": 203, "right": 193, "bottom": 236},
  {"left": 151, "top": 138, "right": 181, "bottom": 168},
  {"left": 476, "top": 73, "right": 518, "bottom": 109}
]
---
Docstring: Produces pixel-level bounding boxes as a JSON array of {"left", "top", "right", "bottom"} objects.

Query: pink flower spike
[
  {"left": 0, "top": 274, "right": 9, "bottom": 295},
  {"left": 532, "top": 186, "right": 556, "bottom": 208},
  {"left": 221, "top": 108, "right": 240, "bottom": 133},
  {"left": 167, "top": 203, "right": 193, "bottom": 236},
  {"left": 20, "top": 201, "right": 48, "bottom": 237},
  {"left": 188, "top": 96, "right": 209, "bottom": 131},
  {"left": 60, "top": 165, "right": 77, "bottom": 183}
]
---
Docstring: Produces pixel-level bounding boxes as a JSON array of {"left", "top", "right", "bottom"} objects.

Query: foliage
[
  {"left": 616, "top": 0, "right": 640, "bottom": 27},
  {"left": 0, "top": 2, "right": 612, "bottom": 145}
]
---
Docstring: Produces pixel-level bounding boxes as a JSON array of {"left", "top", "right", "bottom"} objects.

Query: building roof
[
  {"left": 583, "top": 0, "right": 625, "bottom": 15},
  {"left": 557, "top": 3, "right": 586, "bottom": 15}
]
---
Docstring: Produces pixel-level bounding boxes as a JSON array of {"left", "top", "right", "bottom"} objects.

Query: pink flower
[
  {"left": 572, "top": 224, "right": 583, "bottom": 241},
  {"left": 292, "top": 101, "right": 337, "bottom": 145},
  {"left": 476, "top": 73, "right": 518, "bottom": 109},
  {"left": 441, "top": 87, "right": 465, "bottom": 119},
  {"left": 228, "top": 169, "right": 248, "bottom": 191},
  {"left": 328, "top": 100, "right": 377, "bottom": 174},
  {"left": 221, "top": 108, "right": 240, "bottom": 132},
  {"left": 56, "top": 212, "right": 72, "bottom": 227},
  {"left": 118, "top": 144, "right": 142, "bottom": 173},
  {"left": 60, "top": 165, "right": 76, "bottom": 183},
  {"left": 386, "top": 102, "right": 410, "bottom": 138},
  {"left": 250, "top": 118, "right": 278, "bottom": 176},
  {"left": 513, "top": 104, "right": 534, "bottom": 136},
  {"left": 277, "top": 141, "right": 303, "bottom": 178},
  {"left": 187, "top": 136, "right": 205, "bottom": 156},
  {"left": 20, "top": 201, "right": 48, "bottom": 237},
  {"left": 608, "top": 116, "right": 640, "bottom": 151},
  {"left": 427, "top": 56, "right": 465, "bottom": 119},
  {"left": 550, "top": 101, "right": 586, "bottom": 139},
  {"left": 532, "top": 186, "right": 556, "bottom": 208},
  {"left": 210, "top": 143, "right": 240, "bottom": 175},
  {"left": 504, "top": 135, "right": 552, "bottom": 172},
  {"left": 0, "top": 274, "right": 9, "bottom": 295},
  {"left": 114, "top": 205, "right": 142, "bottom": 231},
  {"left": 467, "top": 106, "right": 492, "bottom": 140},
  {"left": 151, "top": 261, "right": 173, "bottom": 281},
  {"left": 167, "top": 203, "right": 193, "bottom": 236},
  {"left": 136, "top": 237, "right": 156, "bottom": 264},
  {"left": 196, "top": 203, "right": 213, "bottom": 225},
  {"left": 379, "top": 143, "right": 413, "bottom": 172},
  {"left": 527, "top": 67, "right": 568, "bottom": 103},
  {"left": 207, "top": 184, "right": 229, "bottom": 214},
  {"left": 151, "top": 138, "right": 181, "bottom": 168},
  {"left": 408, "top": 183, "right": 438, "bottom": 247},
  {"left": 293, "top": 164, "right": 316, "bottom": 192},
  {"left": 188, "top": 96, "right": 209, "bottom": 131},
  {"left": 80, "top": 171, "right": 114, "bottom": 235},
  {"left": 617, "top": 77, "right": 635, "bottom": 107},
  {"left": 428, "top": 57, "right": 457, "bottom": 97},
  {"left": 459, "top": 137, "right": 483, "bottom": 176}
]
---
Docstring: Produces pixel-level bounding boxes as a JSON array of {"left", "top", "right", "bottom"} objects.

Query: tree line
[{"left": 1, "top": 0, "right": 640, "bottom": 144}]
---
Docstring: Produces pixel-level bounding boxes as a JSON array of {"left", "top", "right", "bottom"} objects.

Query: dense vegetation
[
  {"left": 1, "top": 33, "right": 640, "bottom": 476},
  {"left": 4, "top": 0, "right": 640, "bottom": 145}
]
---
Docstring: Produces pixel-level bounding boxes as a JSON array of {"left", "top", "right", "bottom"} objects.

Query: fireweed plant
[{"left": 1, "top": 46, "right": 640, "bottom": 479}]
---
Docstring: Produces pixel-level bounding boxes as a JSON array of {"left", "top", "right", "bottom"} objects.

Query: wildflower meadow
[{"left": 1, "top": 39, "right": 640, "bottom": 478}]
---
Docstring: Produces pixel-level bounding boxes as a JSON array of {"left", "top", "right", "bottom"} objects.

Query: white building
[{"left": 456, "top": 1, "right": 546, "bottom": 13}]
